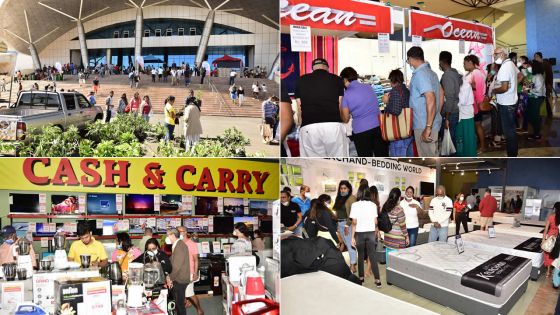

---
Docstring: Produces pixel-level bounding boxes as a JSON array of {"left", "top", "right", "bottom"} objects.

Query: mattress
[
  {"left": 493, "top": 224, "right": 544, "bottom": 238},
  {"left": 282, "top": 271, "right": 438, "bottom": 315},
  {"left": 387, "top": 242, "right": 531, "bottom": 307},
  {"left": 469, "top": 211, "right": 520, "bottom": 225},
  {"left": 447, "top": 230, "right": 543, "bottom": 267},
  {"left": 422, "top": 222, "right": 474, "bottom": 236}
]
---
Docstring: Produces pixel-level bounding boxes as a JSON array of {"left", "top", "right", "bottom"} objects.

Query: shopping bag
[
  {"left": 260, "top": 124, "right": 273, "bottom": 143},
  {"left": 441, "top": 128, "right": 456, "bottom": 156},
  {"left": 379, "top": 108, "right": 413, "bottom": 142},
  {"left": 542, "top": 235, "right": 557, "bottom": 252}
]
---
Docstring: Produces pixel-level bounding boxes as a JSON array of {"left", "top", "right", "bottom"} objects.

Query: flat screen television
[
  {"left": 12, "top": 223, "right": 28, "bottom": 238},
  {"left": 212, "top": 216, "right": 234, "bottom": 234},
  {"left": 223, "top": 198, "right": 244, "bottom": 216},
  {"left": 102, "top": 220, "right": 118, "bottom": 236},
  {"left": 249, "top": 200, "right": 269, "bottom": 216},
  {"left": 160, "top": 194, "right": 183, "bottom": 214},
  {"left": 234, "top": 217, "right": 257, "bottom": 232},
  {"left": 184, "top": 218, "right": 209, "bottom": 234},
  {"left": 51, "top": 195, "right": 80, "bottom": 215},
  {"left": 34, "top": 223, "right": 64, "bottom": 237},
  {"left": 87, "top": 194, "right": 118, "bottom": 215},
  {"left": 9, "top": 193, "right": 40, "bottom": 213},
  {"left": 259, "top": 220, "right": 272, "bottom": 234},
  {"left": 194, "top": 197, "right": 219, "bottom": 215},
  {"left": 420, "top": 181, "right": 435, "bottom": 196},
  {"left": 125, "top": 194, "right": 156, "bottom": 215}
]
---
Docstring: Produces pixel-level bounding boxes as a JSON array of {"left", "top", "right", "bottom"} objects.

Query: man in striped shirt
[{"left": 428, "top": 185, "right": 453, "bottom": 242}]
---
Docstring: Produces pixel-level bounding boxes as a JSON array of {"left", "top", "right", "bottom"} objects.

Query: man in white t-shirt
[
  {"left": 428, "top": 185, "right": 453, "bottom": 242},
  {"left": 399, "top": 186, "right": 423, "bottom": 247},
  {"left": 492, "top": 47, "right": 521, "bottom": 157},
  {"left": 201, "top": 60, "right": 211, "bottom": 84}
]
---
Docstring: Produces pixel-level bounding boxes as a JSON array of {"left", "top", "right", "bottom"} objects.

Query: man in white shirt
[
  {"left": 428, "top": 185, "right": 453, "bottom": 242},
  {"left": 158, "top": 67, "right": 163, "bottom": 82},
  {"left": 399, "top": 186, "right": 423, "bottom": 247},
  {"left": 492, "top": 47, "right": 520, "bottom": 157},
  {"left": 151, "top": 68, "right": 157, "bottom": 82},
  {"left": 201, "top": 60, "right": 211, "bottom": 84},
  {"left": 229, "top": 70, "right": 236, "bottom": 86}
]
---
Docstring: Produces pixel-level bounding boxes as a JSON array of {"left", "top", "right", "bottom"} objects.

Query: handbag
[
  {"left": 379, "top": 108, "right": 413, "bottom": 142},
  {"left": 542, "top": 234, "right": 557, "bottom": 253},
  {"left": 479, "top": 96, "right": 493, "bottom": 112},
  {"left": 259, "top": 123, "right": 273, "bottom": 143}
]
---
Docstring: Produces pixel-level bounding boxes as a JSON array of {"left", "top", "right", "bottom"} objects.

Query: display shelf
[{"left": 31, "top": 233, "right": 271, "bottom": 241}]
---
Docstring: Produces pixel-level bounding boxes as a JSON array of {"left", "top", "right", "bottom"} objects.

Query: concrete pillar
[
  {"left": 195, "top": 9, "right": 215, "bottom": 67},
  {"left": 106, "top": 48, "right": 112, "bottom": 65},
  {"left": 28, "top": 43, "right": 41, "bottom": 70},
  {"left": 267, "top": 53, "right": 279, "bottom": 81},
  {"left": 436, "top": 159, "right": 442, "bottom": 187},
  {"left": 134, "top": 7, "right": 143, "bottom": 69},
  {"left": 77, "top": 20, "right": 89, "bottom": 68}
]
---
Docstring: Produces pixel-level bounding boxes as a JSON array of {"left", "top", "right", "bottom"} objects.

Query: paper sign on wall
[
  {"left": 290, "top": 25, "right": 312, "bottom": 52},
  {"left": 412, "top": 35, "right": 422, "bottom": 47},
  {"left": 40, "top": 237, "right": 48, "bottom": 248},
  {"left": 28, "top": 223, "right": 36, "bottom": 233},
  {"left": 459, "top": 40, "right": 465, "bottom": 54},
  {"left": 378, "top": 33, "right": 390, "bottom": 54},
  {"left": 208, "top": 216, "right": 214, "bottom": 233},
  {"left": 147, "top": 218, "right": 156, "bottom": 228},
  {"left": 116, "top": 194, "right": 123, "bottom": 214},
  {"left": 39, "top": 193, "right": 47, "bottom": 213},
  {"left": 78, "top": 195, "right": 86, "bottom": 213},
  {"left": 218, "top": 197, "right": 224, "bottom": 213},
  {"left": 96, "top": 220, "right": 103, "bottom": 229},
  {"left": 63, "top": 222, "right": 77, "bottom": 233},
  {"left": 212, "top": 241, "right": 221, "bottom": 254},
  {"left": 154, "top": 195, "right": 160, "bottom": 212}
]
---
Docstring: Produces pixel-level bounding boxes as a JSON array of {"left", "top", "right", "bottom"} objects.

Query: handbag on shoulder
[{"left": 379, "top": 108, "right": 413, "bottom": 142}]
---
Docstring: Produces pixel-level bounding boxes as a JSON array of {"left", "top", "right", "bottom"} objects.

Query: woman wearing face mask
[
  {"left": 382, "top": 188, "right": 409, "bottom": 263},
  {"left": 304, "top": 194, "right": 343, "bottom": 249},
  {"left": 232, "top": 222, "right": 252, "bottom": 255},
  {"left": 486, "top": 63, "right": 504, "bottom": 148},
  {"left": 525, "top": 61, "right": 546, "bottom": 140},
  {"left": 453, "top": 193, "right": 469, "bottom": 235},
  {"left": 332, "top": 180, "right": 357, "bottom": 272},
  {"left": 399, "top": 186, "right": 423, "bottom": 247},
  {"left": 133, "top": 238, "right": 172, "bottom": 275},
  {"left": 350, "top": 184, "right": 381, "bottom": 287},
  {"left": 111, "top": 232, "right": 142, "bottom": 274}
]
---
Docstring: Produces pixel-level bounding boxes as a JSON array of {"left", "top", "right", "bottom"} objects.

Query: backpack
[{"left": 378, "top": 210, "right": 396, "bottom": 233}]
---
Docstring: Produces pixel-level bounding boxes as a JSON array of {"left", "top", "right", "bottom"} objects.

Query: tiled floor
[{"left": 358, "top": 262, "right": 556, "bottom": 315}]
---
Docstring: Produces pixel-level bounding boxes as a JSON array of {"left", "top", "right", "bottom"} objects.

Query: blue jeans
[
  {"left": 293, "top": 226, "right": 302, "bottom": 237},
  {"left": 428, "top": 226, "right": 448, "bottom": 242},
  {"left": 338, "top": 221, "right": 357, "bottom": 264},
  {"left": 499, "top": 104, "right": 518, "bottom": 157},
  {"left": 164, "top": 123, "right": 175, "bottom": 141},
  {"left": 389, "top": 137, "right": 414, "bottom": 157},
  {"left": 407, "top": 227, "right": 419, "bottom": 247}
]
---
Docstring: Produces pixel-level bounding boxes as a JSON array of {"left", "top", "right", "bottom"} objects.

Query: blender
[
  {"left": 127, "top": 262, "right": 145, "bottom": 308},
  {"left": 53, "top": 230, "right": 68, "bottom": 270},
  {"left": 15, "top": 238, "right": 33, "bottom": 278}
]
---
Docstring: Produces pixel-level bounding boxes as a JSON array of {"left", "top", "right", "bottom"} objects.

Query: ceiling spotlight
[
  {"left": 408, "top": 159, "right": 412, "bottom": 162},
  {"left": 461, "top": 171, "right": 464, "bottom": 176},
  {"left": 456, "top": 164, "right": 459, "bottom": 169},
  {"left": 443, "top": 166, "right": 446, "bottom": 170},
  {"left": 422, "top": 158, "right": 425, "bottom": 161},
  {"left": 476, "top": 171, "right": 479, "bottom": 175}
]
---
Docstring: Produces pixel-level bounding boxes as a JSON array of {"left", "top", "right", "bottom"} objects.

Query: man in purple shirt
[{"left": 340, "top": 67, "right": 388, "bottom": 156}]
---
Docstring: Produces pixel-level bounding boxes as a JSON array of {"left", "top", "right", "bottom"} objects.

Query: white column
[
  {"left": 195, "top": 9, "right": 215, "bottom": 67},
  {"left": 29, "top": 43, "right": 41, "bottom": 70},
  {"left": 77, "top": 20, "right": 89, "bottom": 68},
  {"left": 134, "top": 7, "right": 143, "bottom": 69}
]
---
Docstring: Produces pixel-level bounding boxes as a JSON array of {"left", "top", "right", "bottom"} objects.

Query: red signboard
[
  {"left": 409, "top": 10, "right": 494, "bottom": 44},
  {"left": 280, "top": 0, "right": 393, "bottom": 34}
]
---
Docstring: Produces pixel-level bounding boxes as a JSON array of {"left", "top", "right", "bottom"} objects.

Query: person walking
[
  {"left": 229, "top": 84, "right": 237, "bottom": 104},
  {"left": 140, "top": 95, "right": 152, "bottom": 122},
  {"left": 456, "top": 59, "right": 477, "bottom": 157},
  {"left": 92, "top": 76, "right": 100, "bottom": 94},
  {"left": 542, "top": 202, "right": 560, "bottom": 278},
  {"left": 262, "top": 96, "right": 279, "bottom": 140},
  {"left": 105, "top": 90, "right": 114, "bottom": 123},
  {"left": 407, "top": 47, "right": 442, "bottom": 156},
  {"left": 439, "top": 51, "right": 462, "bottom": 151},
  {"left": 229, "top": 69, "right": 236, "bottom": 86},
  {"left": 339, "top": 67, "right": 387, "bottom": 157},
  {"left": 350, "top": 184, "right": 381, "bottom": 287},
  {"left": 428, "top": 185, "right": 453, "bottom": 242},
  {"left": 165, "top": 229, "right": 190, "bottom": 315},
  {"left": 479, "top": 188, "right": 497, "bottom": 231},
  {"left": 164, "top": 96, "right": 177, "bottom": 141},
  {"left": 454, "top": 193, "right": 469, "bottom": 235},
  {"left": 129, "top": 92, "right": 141, "bottom": 115},
  {"left": 492, "top": 47, "right": 520, "bottom": 157},
  {"left": 151, "top": 68, "right": 156, "bottom": 82},
  {"left": 333, "top": 180, "right": 357, "bottom": 273},
  {"left": 252, "top": 81, "right": 260, "bottom": 99},
  {"left": 88, "top": 91, "right": 96, "bottom": 106},
  {"left": 200, "top": 60, "right": 211, "bottom": 84},
  {"left": 295, "top": 58, "right": 348, "bottom": 157},
  {"left": 177, "top": 227, "right": 205, "bottom": 315},
  {"left": 118, "top": 93, "right": 128, "bottom": 114},
  {"left": 399, "top": 186, "right": 422, "bottom": 247},
  {"left": 382, "top": 69, "right": 413, "bottom": 157},
  {"left": 382, "top": 188, "right": 409, "bottom": 265},
  {"left": 237, "top": 86, "right": 245, "bottom": 107},
  {"left": 184, "top": 90, "right": 203, "bottom": 151},
  {"left": 526, "top": 61, "right": 546, "bottom": 140}
]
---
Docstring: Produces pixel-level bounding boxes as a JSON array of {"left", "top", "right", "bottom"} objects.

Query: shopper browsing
[
  {"left": 138, "top": 227, "right": 153, "bottom": 253},
  {"left": 333, "top": 180, "right": 357, "bottom": 272},
  {"left": 232, "top": 223, "right": 253, "bottom": 255},
  {"left": 453, "top": 193, "right": 469, "bottom": 235},
  {"left": 407, "top": 47, "right": 442, "bottom": 156},
  {"left": 399, "top": 186, "right": 423, "bottom": 247},
  {"left": 68, "top": 222, "right": 108, "bottom": 267},
  {"left": 133, "top": 238, "right": 172, "bottom": 276},
  {"left": 428, "top": 185, "right": 453, "bottom": 242},
  {"left": 526, "top": 61, "right": 546, "bottom": 140},
  {"left": 382, "top": 69, "right": 413, "bottom": 157},
  {"left": 542, "top": 202, "right": 560, "bottom": 278},
  {"left": 105, "top": 90, "right": 114, "bottom": 123},
  {"left": 295, "top": 58, "right": 348, "bottom": 157},
  {"left": 350, "top": 184, "right": 382, "bottom": 287},
  {"left": 456, "top": 59, "right": 477, "bottom": 157},
  {"left": 0, "top": 226, "right": 37, "bottom": 268},
  {"left": 165, "top": 228, "right": 190, "bottom": 315},
  {"left": 339, "top": 67, "right": 387, "bottom": 157},
  {"left": 280, "top": 190, "right": 302, "bottom": 233},
  {"left": 111, "top": 232, "right": 142, "bottom": 276},
  {"left": 304, "top": 195, "right": 341, "bottom": 247},
  {"left": 292, "top": 185, "right": 311, "bottom": 236},
  {"left": 178, "top": 226, "right": 205, "bottom": 315},
  {"left": 382, "top": 188, "right": 409, "bottom": 264},
  {"left": 439, "top": 51, "right": 462, "bottom": 151},
  {"left": 478, "top": 188, "right": 497, "bottom": 231}
]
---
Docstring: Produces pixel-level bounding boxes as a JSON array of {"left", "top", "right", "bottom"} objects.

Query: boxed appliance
[
  {"left": 54, "top": 277, "right": 111, "bottom": 315},
  {"left": 33, "top": 270, "right": 99, "bottom": 313},
  {"left": 1, "top": 281, "right": 25, "bottom": 313},
  {"left": 226, "top": 255, "right": 256, "bottom": 282}
]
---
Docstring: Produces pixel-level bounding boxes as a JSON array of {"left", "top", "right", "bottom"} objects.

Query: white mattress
[
  {"left": 422, "top": 222, "right": 474, "bottom": 236},
  {"left": 469, "top": 211, "right": 520, "bottom": 225},
  {"left": 493, "top": 224, "right": 544, "bottom": 239},
  {"left": 447, "top": 230, "right": 543, "bottom": 267},
  {"left": 282, "top": 271, "right": 438, "bottom": 315},
  {"left": 387, "top": 242, "right": 531, "bottom": 307}
]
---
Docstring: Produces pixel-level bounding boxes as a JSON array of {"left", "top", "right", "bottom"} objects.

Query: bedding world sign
[
  {"left": 281, "top": 0, "right": 393, "bottom": 34},
  {"left": 409, "top": 10, "right": 494, "bottom": 44}
]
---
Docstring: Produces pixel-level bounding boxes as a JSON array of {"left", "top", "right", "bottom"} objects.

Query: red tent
[{"left": 212, "top": 55, "right": 243, "bottom": 68}]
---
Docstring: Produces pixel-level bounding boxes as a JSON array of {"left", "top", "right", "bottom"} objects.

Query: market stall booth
[{"left": 0, "top": 158, "right": 279, "bottom": 315}]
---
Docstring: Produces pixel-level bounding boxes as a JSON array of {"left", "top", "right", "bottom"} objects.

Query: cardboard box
[
  {"left": 1, "top": 281, "right": 24, "bottom": 313},
  {"left": 33, "top": 269, "right": 99, "bottom": 314},
  {"left": 54, "top": 277, "right": 111, "bottom": 315}
]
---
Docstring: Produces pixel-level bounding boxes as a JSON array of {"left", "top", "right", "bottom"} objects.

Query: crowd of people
[
  {"left": 282, "top": 47, "right": 556, "bottom": 157},
  {"left": 281, "top": 180, "right": 517, "bottom": 288}
]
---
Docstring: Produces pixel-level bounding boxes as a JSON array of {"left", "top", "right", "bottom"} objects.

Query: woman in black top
[
  {"left": 333, "top": 180, "right": 357, "bottom": 271},
  {"left": 304, "top": 194, "right": 343, "bottom": 250},
  {"left": 133, "top": 238, "right": 172, "bottom": 276}
]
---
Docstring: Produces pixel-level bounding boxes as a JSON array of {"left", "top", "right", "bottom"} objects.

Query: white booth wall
[{"left": 283, "top": 158, "right": 436, "bottom": 204}]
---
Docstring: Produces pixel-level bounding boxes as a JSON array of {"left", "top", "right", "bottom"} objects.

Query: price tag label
[
  {"left": 96, "top": 220, "right": 103, "bottom": 229},
  {"left": 455, "top": 235, "right": 465, "bottom": 254},
  {"left": 488, "top": 226, "right": 496, "bottom": 238},
  {"left": 40, "top": 237, "right": 48, "bottom": 248},
  {"left": 28, "top": 222, "right": 36, "bottom": 233},
  {"left": 212, "top": 241, "right": 221, "bottom": 253}
]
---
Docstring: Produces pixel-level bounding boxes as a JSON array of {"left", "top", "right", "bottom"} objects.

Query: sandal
[{"left": 375, "top": 280, "right": 382, "bottom": 288}]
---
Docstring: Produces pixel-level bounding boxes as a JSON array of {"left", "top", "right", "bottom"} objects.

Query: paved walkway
[{"left": 146, "top": 113, "right": 278, "bottom": 157}]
